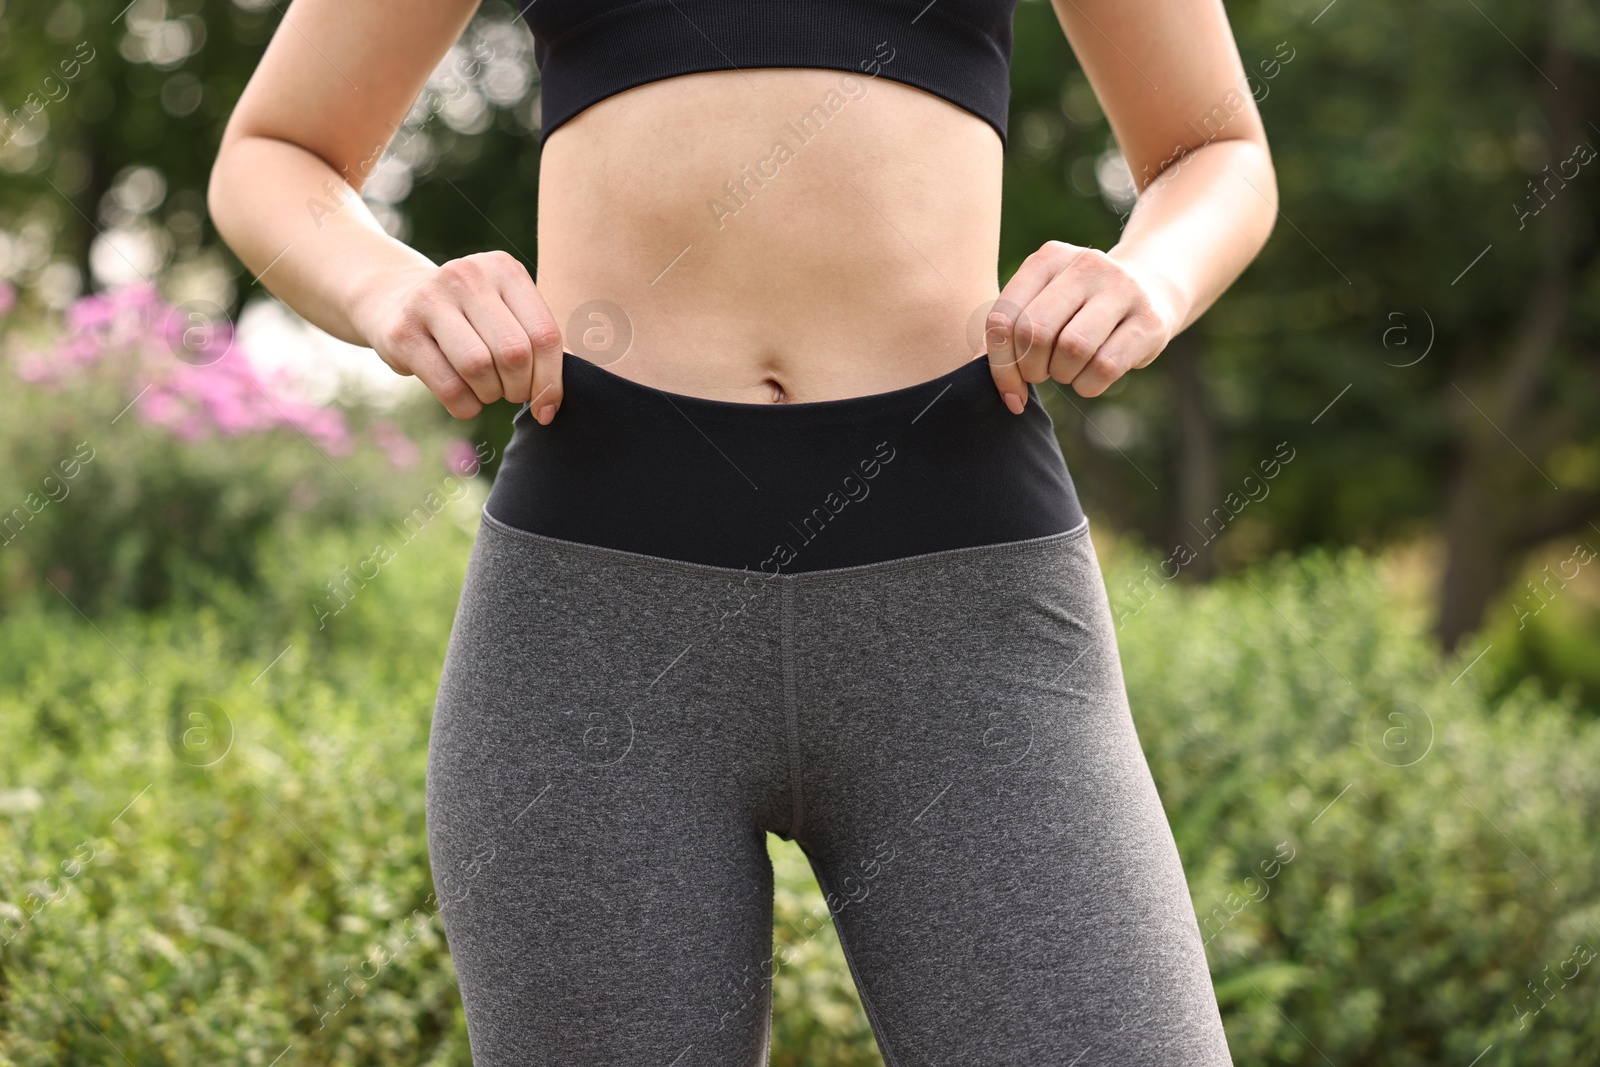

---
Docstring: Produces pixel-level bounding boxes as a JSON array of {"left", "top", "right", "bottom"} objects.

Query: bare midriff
[{"left": 534, "top": 67, "right": 1005, "bottom": 404}]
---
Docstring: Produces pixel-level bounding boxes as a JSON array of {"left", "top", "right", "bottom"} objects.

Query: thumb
[
  {"left": 985, "top": 298, "right": 1028, "bottom": 415},
  {"left": 528, "top": 322, "right": 565, "bottom": 425}
]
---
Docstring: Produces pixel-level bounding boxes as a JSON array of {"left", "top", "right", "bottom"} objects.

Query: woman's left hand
[{"left": 983, "top": 240, "right": 1187, "bottom": 412}]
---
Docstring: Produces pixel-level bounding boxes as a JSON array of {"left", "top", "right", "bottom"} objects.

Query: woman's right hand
[{"left": 352, "top": 250, "right": 566, "bottom": 423}]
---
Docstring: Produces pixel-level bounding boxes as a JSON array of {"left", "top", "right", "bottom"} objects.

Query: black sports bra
[{"left": 518, "top": 0, "right": 1021, "bottom": 148}]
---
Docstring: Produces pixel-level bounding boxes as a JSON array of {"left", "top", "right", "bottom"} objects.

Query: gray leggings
[{"left": 426, "top": 508, "right": 1233, "bottom": 1064}]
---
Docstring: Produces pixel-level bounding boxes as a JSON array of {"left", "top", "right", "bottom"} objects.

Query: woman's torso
[{"left": 533, "top": 68, "right": 1005, "bottom": 404}]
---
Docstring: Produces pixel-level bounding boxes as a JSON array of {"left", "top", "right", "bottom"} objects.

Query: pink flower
[
  {"left": 136, "top": 386, "right": 187, "bottom": 430},
  {"left": 26, "top": 282, "right": 358, "bottom": 452},
  {"left": 445, "top": 439, "right": 481, "bottom": 476},
  {"left": 305, "top": 410, "right": 354, "bottom": 455},
  {"left": 171, "top": 414, "right": 211, "bottom": 442},
  {"left": 159, "top": 305, "right": 235, "bottom": 366},
  {"left": 14, "top": 349, "right": 55, "bottom": 382},
  {"left": 370, "top": 419, "right": 420, "bottom": 470},
  {"left": 64, "top": 290, "right": 120, "bottom": 333}
]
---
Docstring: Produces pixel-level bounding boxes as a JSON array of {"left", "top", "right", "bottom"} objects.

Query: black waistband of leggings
[{"left": 482, "top": 351, "right": 1086, "bottom": 573}]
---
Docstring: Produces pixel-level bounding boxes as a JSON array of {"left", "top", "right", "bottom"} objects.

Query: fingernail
[
  {"left": 537, "top": 404, "right": 556, "bottom": 424},
  {"left": 1003, "top": 392, "right": 1025, "bottom": 415}
]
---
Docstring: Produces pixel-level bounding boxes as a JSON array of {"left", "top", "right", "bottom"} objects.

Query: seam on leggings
[
  {"left": 478, "top": 507, "right": 1091, "bottom": 582},
  {"left": 780, "top": 582, "right": 805, "bottom": 842}
]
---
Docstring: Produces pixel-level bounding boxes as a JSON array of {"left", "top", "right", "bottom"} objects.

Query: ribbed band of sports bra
[{"left": 518, "top": 0, "right": 1021, "bottom": 147}]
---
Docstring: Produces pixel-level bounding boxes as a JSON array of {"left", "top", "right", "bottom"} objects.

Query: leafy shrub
[
  {"left": 0, "top": 513, "right": 477, "bottom": 1066},
  {"left": 1477, "top": 538, "right": 1600, "bottom": 716},
  {"left": 0, "top": 283, "right": 482, "bottom": 616},
  {"left": 1107, "top": 538, "right": 1600, "bottom": 1066}
]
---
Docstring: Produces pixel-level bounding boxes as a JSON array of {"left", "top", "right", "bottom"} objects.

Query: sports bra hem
[{"left": 526, "top": 0, "right": 1016, "bottom": 147}]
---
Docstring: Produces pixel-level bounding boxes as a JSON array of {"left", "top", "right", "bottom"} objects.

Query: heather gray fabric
[{"left": 426, "top": 509, "right": 1233, "bottom": 1066}]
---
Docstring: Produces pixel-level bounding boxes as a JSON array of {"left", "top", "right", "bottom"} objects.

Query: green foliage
[
  {"left": 768, "top": 841, "right": 879, "bottom": 1067},
  {"left": 1109, "top": 535, "right": 1600, "bottom": 1065},
  {"left": 1479, "top": 536, "right": 1600, "bottom": 714},
  {"left": 0, "top": 517, "right": 475, "bottom": 1065},
  {"left": 2, "top": 522, "right": 1597, "bottom": 1064},
  {"left": 1009, "top": 0, "right": 1600, "bottom": 630},
  {"left": 0, "top": 295, "right": 481, "bottom": 618}
]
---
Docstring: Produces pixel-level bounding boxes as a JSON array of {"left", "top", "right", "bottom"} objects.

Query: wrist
[
  {"left": 344, "top": 255, "right": 435, "bottom": 348},
  {"left": 1107, "top": 243, "right": 1193, "bottom": 340}
]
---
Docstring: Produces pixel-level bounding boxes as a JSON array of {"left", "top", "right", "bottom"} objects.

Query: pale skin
[{"left": 208, "top": 0, "right": 1276, "bottom": 423}]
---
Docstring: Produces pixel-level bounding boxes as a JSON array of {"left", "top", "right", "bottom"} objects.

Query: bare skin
[{"left": 208, "top": 0, "right": 1276, "bottom": 423}]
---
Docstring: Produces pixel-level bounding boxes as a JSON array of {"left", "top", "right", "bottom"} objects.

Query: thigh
[
  {"left": 427, "top": 519, "right": 794, "bottom": 1065},
  {"left": 792, "top": 530, "right": 1233, "bottom": 1067}
]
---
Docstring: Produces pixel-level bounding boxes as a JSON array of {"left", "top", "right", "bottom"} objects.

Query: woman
[{"left": 210, "top": 0, "right": 1274, "bottom": 1062}]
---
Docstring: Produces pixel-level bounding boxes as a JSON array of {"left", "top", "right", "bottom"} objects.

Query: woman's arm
[
  {"left": 986, "top": 0, "right": 1278, "bottom": 408},
  {"left": 207, "top": 0, "right": 565, "bottom": 422}
]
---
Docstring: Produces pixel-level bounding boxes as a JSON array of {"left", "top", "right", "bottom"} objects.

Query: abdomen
[{"left": 534, "top": 68, "right": 1006, "bottom": 402}]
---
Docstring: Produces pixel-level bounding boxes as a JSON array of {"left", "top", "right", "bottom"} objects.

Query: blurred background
[{"left": 1, "top": 0, "right": 1598, "bottom": 1063}]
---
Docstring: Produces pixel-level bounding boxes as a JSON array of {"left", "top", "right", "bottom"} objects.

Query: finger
[
  {"left": 426, "top": 304, "right": 506, "bottom": 406},
  {"left": 457, "top": 285, "right": 536, "bottom": 406},
  {"left": 1069, "top": 350, "right": 1127, "bottom": 400},
  {"left": 1047, "top": 295, "right": 1126, "bottom": 386},
  {"left": 986, "top": 288, "right": 1053, "bottom": 412},
  {"left": 987, "top": 241, "right": 1094, "bottom": 414},
  {"left": 1069, "top": 314, "right": 1164, "bottom": 397},
  {"left": 496, "top": 267, "right": 564, "bottom": 425},
  {"left": 984, "top": 299, "right": 1031, "bottom": 415},
  {"left": 404, "top": 333, "right": 485, "bottom": 420},
  {"left": 526, "top": 318, "right": 565, "bottom": 426},
  {"left": 1011, "top": 271, "right": 1098, "bottom": 386}
]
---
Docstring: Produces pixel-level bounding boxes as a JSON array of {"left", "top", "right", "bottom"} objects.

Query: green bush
[
  {"left": 1, "top": 517, "right": 1596, "bottom": 1065},
  {"left": 1108, "top": 538, "right": 1600, "bottom": 1066},
  {"left": 0, "top": 284, "right": 482, "bottom": 617},
  {"left": 0, "top": 514, "right": 476, "bottom": 1066}
]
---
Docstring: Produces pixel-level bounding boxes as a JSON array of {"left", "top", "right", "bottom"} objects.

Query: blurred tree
[
  {"left": 1008, "top": 0, "right": 1600, "bottom": 651},
  {"left": 0, "top": 0, "right": 538, "bottom": 469}
]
